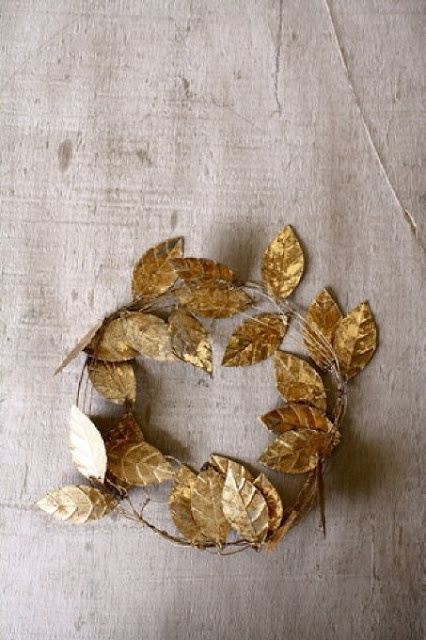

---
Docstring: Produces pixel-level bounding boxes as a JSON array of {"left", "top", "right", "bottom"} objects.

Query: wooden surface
[{"left": 1, "top": 1, "right": 424, "bottom": 638}]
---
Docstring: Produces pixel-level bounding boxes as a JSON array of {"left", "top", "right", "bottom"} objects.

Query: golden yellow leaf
[
  {"left": 261, "top": 226, "right": 304, "bottom": 298},
  {"left": 86, "top": 317, "right": 138, "bottom": 362},
  {"left": 171, "top": 257, "right": 238, "bottom": 285},
  {"left": 173, "top": 282, "right": 252, "bottom": 318},
  {"left": 169, "top": 465, "right": 207, "bottom": 546},
  {"left": 259, "top": 429, "right": 336, "bottom": 474},
  {"left": 132, "top": 237, "right": 184, "bottom": 300},
  {"left": 332, "top": 302, "right": 377, "bottom": 379},
  {"left": 303, "top": 289, "right": 342, "bottom": 368},
  {"left": 169, "top": 306, "right": 212, "bottom": 374},
  {"left": 274, "top": 351, "right": 327, "bottom": 411},
  {"left": 123, "top": 312, "right": 176, "bottom": 362},
  {"left": 203, "top": 454, "right": 253, "bottom": 483},
  {"left": 222, "top": 469, "right": 269, "bottom": 544},
  {"left": 54, "top": 319, "right": 104, "bottom": 375},
  {"left": 69, "top": 406, "right": 107, "bottom": 482},
  {"left": 107, "top": 441, "right": 174, "bottom": 486},
  {"left": 105, "top": 412, "right": 144, "bottom": 449},
  {"left": 222, "top": 313, "right": 287, "bottom": 367},
  {"left": 190, "top": 470, "right": 231, "bottom": 546},
  {"left": 87, "top": 359, "right": 136, "bottom": 406},
  {"left": 259, "top": 403, "right": 332, "bottom": 435},
  {"left": 252, "top": 473, "right": 284, "bottom": 535},
  {"left": 37, "top": 486, "right": 117, "bottom": 523}
]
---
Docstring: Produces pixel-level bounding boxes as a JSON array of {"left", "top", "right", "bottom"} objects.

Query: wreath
[{"left": 37, "top": 226, "right": 377, "bottom": 554}]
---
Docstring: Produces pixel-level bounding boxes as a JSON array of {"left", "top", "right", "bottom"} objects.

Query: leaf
[
  {"left": 173, "top": 282, "right": 252, "bottom": 318},
  {"left": 222, "top": 469, "right": 269, "bottom": 544},
  {"left": 190, "top": 470, "right": 231, "bottom": 546},
  {"left": 132, "top": 237, "right": 184, "bottom": 300},
  {"left": 303, "top": 289, "right": 342, "bottom": 369},
  {"left": 202, "top": 454, "right": 253, "bottom": 483},
  {"left": 274, "top": 351, "right": 327, "bottom": 411},
  {"left": 123, "top": 312, "right": 177, "bottom": 362},
  {"left": 107, "top": 441, "right": 174, "bottom": 486},
  {"left": 54, "top": 319, "right": 104, "bottom": 375},
  {"left": 169, "top": 307, "right": 212, "bottom": 374},
  {"left": 104, "top": 412, "right": 144, "bottom": 449},
  {"left": 259, "top": 403, "right": 332, "bottom": 435},
  {"left": 171, "top": 257, "right": 238, "bottom": 284},
  {"left": 265, "top": 510, "right": 299, "bottom": 551},
  {"left": 261, "top": 226, "right": 304, "bottom": 298},
  {"left": 169, "top": 465, "right": 207, "bottom": 545},
  {"left": 259, "top": 429, "right": 336, "bottom": 474},
  {"left": 69, "top": 405, "right": 107, "bottom": 482},
  {"left": 252, "top": 473, "right": 284, "bottom": 535},
  {"left": 222, "top": 313, "right": 287, "bottom": 367},
  {"left": 332, "top": 302, "right": 377, "bottom": 379},
  {"left": 36, "top": 486, "right": 117, "bottom": 523},
  {"left": 88, "top": 359, "right": 136, "bottom": 406},
  {"left": 86, "top": 317, "right": 139, "bottom": 362}
]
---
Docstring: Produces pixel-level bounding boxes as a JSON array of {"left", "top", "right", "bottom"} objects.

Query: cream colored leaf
[
  {"left": 303, "top": 289, "right": 342, "bottom": 369},
  {"left": 86, "top": 317, "right": 138, "bottom": 362},
  {"left": 332, "top": 302, "right": 377, "bottom": 379},
  {"left": 107, "top": 441, "right": 174, "bottom": 486},
  {"left": 190, "top": 470, "right": 231, "bottom": 546},
  {"left": 174, "top": 282, "right": 252, "bottom": 318},
  {"left": 274, "top": 351, "right": 327, "bottom": 411},
  {"left": 252, "top": 473, "right": 284, "bottom": 535},
  {"left": 259, "top": 429, "right": 336, "bottom": 474},
  {"left": 259, "top": 403, "right": 332, "bottom": 435},
  {"left": 169, "top": 465, "right": 207, "bottom": 545},
  {"left": 54, "top": 319, "right": 104, "bottom": 375},
  {"left": 69, "top": 405, "right": 107, "bottom": 482},
  {"left": 88, "top": 359, "right": 136, "bottom": 406},
  {"left": 222, "top": 469, "right": 269, "bottom": 544},
  {"left": 123, "top": 312, "right": 177, "bottom": 362},
  {"left": 171, "top": 257, "right": 238, "bottom": 284},
  {"left": 132, "top": 237, "right": 184, "bottom": 300},
  {"left": 202, "top": 454, "right": 253, "bottom": 483},
  {"left": 169, "top": 306, "right": 212, "bottom": 374},
  {"left": 222, "top": 313, "right": 287, "bottom": 367},
  {"left": 37, "top": 486, "right": 116, "bottom": 523},
  {"left": 261, "top": 226, "right": 304, "bottom": 298}
]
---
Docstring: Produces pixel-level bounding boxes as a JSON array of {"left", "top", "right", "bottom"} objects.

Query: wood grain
[{"left": 0, "top": 1, "right": 424, "bottom": 638}]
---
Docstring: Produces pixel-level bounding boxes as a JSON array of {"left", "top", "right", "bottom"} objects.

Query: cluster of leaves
[{"left": 39, "top": 226, "right": 378, "bottom": 552}]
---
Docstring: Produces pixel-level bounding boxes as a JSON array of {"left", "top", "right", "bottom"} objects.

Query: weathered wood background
[{"left": 1, "top": 1, "right": 424, "bottom": 638}]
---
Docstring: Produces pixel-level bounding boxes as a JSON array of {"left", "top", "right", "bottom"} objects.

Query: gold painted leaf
[
  {"left": 259, "top": 403, "right": 332, "bottom": 435},
  {"left": 274, "top": 351, "right": 327, "bottom": 411},
  {"left": 259, "top": 429, "right": 336, "bottom": 474},
  {"left": 303, "top": 289, "right": 342, "bottom": 369},
  {"left": 173, "top": 282, "right": 252, "bottom": 318},
  {"left": 169, "top": 306, "right": 212, "bottom": 374},
  {"left": 169, "top": 465, "right": 207, "bottom": 545},
  {"left": 69, "top": 405, "right": 107, "bottom": 482},
  {"left": 252, "top": 473, "right": 284, "bottom": 535},
  {"left": 203, "top": 454, "right": 253, "bottom": 483},
  {"left": 332, "top": 302, "right": 377, "bottom": 379},
  {"left": 54, "top": 319, "right": 104, "bottom": 375},
  {"left": 105, "top": 412, "right": 144, "bottom": 449},
  {"left": 222, "top": 313, "right": 287, "bottom": 367},
  {"left": 190, "top": 470, "right": 231, "bottom": 546},
  {"left": 123, "top": 312, "right": 176, "bottom": 362},
  {"left": 37, "top": 486, "right": 117, "bottom": 523},
  {"left": 171, "top": 257, "right": 238, "bottom": 284},
  {"left": 88, "top": 359, "right": 136, "bottom": 406},
  {"left": 261, "top": 226, "right": 304, "bottom": 298},
  {"left": 132, "top": 237, "right": 184, "bottom": 300},
  {"left": 86, "top": 317, "right": 138, "bottom": 362},
  {"left": 222, "top": 469, "right": 269, "bottom": 544},
  {"left": 107, "top": 441, "right": 174, "bottom": 486}
]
